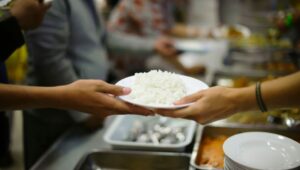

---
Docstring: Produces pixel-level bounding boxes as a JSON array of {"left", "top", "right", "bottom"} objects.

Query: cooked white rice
[{"left": 128, "top": 70, "right": 187, "bottom": 106}]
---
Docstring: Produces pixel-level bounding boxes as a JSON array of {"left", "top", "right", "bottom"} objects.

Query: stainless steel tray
[
  {"left": 190, "top": 125, "right": 300, "bottom": 170},
  {"left": 75, "top": 150, "right": 191, "bottom": 170},
  {"left": 104, "top": 115, "right": 197, "bottom": 152}
]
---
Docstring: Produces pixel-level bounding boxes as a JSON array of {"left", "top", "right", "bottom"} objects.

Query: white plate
[
  {"left": 116, "top": 74, "right": 208, "bottom": 109},
  {"left": 223, "top": 132, "right": 300, "bottom": 170},
  {"left": 174, "top": 40, "right": 208, "bottom": 53}
]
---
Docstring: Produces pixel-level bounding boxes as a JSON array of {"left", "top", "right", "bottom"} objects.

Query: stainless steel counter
[{"left": 31, "top": 116, "right": 116, "bottom": 170}]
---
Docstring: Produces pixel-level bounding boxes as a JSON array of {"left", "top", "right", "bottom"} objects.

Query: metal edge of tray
[
  {"left": 210, "top": 120, "right": 300, "bottom": 131},
  {"left": 189, "top": 126, "right": 223, "bottom": 170},
  {"left": 74, "top": 149, "right": 192, "bottom": 170},
  {"left": 104, "top": 115, "right": 198, "bottom": 152},
  {"left": 190, "top": 126, "right": 202, "bottom": 169},
  {"left": 74, "top": 151, "right": 90, "bottom": 170}
]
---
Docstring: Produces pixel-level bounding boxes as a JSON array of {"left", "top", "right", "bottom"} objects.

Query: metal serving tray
[
  {"left": 190, "top": 125, "right": 300, "bottom": 170},
  {"left": 75, "top": 150, "right": 191, "bottom": 170},
  {"left": 104, "top": 115, "right": 197, "bottom": 152}
]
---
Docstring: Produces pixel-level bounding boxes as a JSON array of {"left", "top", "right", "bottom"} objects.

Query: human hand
[
  {"left": 60, "top": 80, "right": 154, "bottom": 117},
  {"left": 156, "top": 86, "right": 243, "bottom": 124},
  {"left": 154, "top": 37, "right": 177, "bottom": 60},
  {"left": 10, "top": 0, "right": 50, "bottom": 30}
]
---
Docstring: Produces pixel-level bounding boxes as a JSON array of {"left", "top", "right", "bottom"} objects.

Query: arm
[
  {"left": 106, "top": 31, "right": 155, "bottom": 57},
  {"left": 107, "top": 0, "right": 129, "bottom": 33},
  {"left": 157, "top": 72, "right": 300, "bottom": 124},
  {"left": 0, "top": 80, "right": 153, "bottom": 116},
  {"left": 169, "top": 24, "right": 201, "bottom": 38},
  {"left": 106, "top": 0, "right": 149, "bottom": 55},
  {"left": 0, "top": 0, "right": 49, "bottom": 59},
  {"left": 25, "top": 0, "right": 77, "bottom": 85},
  {"left": 10, "top": 0, "right": 50, "bottom": 30},
  {"left": 107, "top": 32, "right": 177, "bottom": 60},
  {"left": 259, "top": 71, "right": 300, "bottom": 109},
  {"left": 232, "top": 71, "right": 300, "bottom": 111},
  {"left": 106, "top": 0, "right": 176, "bottom": 59}
]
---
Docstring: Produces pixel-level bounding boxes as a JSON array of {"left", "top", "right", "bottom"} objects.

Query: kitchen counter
[{"left": 31, "top": 116, "right": 116, "bottom": 170}]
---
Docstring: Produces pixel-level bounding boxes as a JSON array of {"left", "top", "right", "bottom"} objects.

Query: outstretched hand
[
  {"left": 61, "top": 80, "right": 154, "bottom": 117},
  {"left": 156, "top": 87, "right": 241, "bottom": 124}
]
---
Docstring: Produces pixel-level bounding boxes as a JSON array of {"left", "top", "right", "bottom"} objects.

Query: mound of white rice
[{"left": 128, "top": 70, "right": 187, "bottom": 106}]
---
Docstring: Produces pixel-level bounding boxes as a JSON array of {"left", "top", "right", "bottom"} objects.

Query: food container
[
  {"left": 75, "top": 150, "right": 191, "bottom": 170},
  {"left": 104, "top": 115, "right": 197, "bottom": 152},
  {"left": 190, "top": 125, "right": 300, "bottom": 170}
]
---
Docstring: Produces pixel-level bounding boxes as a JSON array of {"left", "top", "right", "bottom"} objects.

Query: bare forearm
[
  {"left": 234, "top": 72, "right": 300, "bottom": 112},
  {"left": 0, "top": 84, "right": 65, "bottom": 110},
  {"left": 170, "top": 24, "right": 199, "bottom": 38},
  {"left": 261, "top": 72, "right": 300, "bottom": 109}
]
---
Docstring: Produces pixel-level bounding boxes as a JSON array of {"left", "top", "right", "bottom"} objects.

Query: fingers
[
  {"left": 174, "top": 91, "right": 203, "bottom": 105},
  {"left": 125, "top": 104, "right": 155, "bottom": 116},
  {"left": 101, "top": 94, "right": 154, "bottom": 116},
  {"left": 113, "top": 102, "right": 154, "bottom": 116},
  {"left": 156, "top": 106, "right": 195, "bottom": 118},
  {"left": 186, "top": 115, "right": 213, "bottom": 125},
  {"left": 156, "top": 107, "right": 211, "bottom": 125},
  {"left": 95, "top": 80, "right": 131, "bottom": 96}
]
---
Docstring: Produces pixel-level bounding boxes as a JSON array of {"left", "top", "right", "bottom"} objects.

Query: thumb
[
  {"left": 96, "top": 82, "right": 131, "bottom": 96},
  {"left": 174, "top": 91, "right": 203, "bottom": 105}
]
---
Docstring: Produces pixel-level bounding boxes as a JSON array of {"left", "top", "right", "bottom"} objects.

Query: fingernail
[
  {"left": 122, "top": 87, "right": 131, "bottom": 94},
  {"left": 173, "top": 100, "right": 183, "bottom": 105}
]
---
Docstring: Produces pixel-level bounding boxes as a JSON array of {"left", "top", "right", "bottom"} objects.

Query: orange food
[{"left": 196, "top": 135, "right": 228, "bottom": 168}]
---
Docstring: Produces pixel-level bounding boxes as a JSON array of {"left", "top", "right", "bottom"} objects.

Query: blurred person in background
[
  {"left": 0, "top": 0, "right": 49, "bottom": 167},
  {"left": 1, "top": 0, "right": 153, "bottom": 169},
  {"left": 157, "top": 72, "right": 300, "bottom": 124},
  {"left": 108, "top": 0, "right": 205, "bottom": 78},
  {"left": 109, "top": 0, "right": 202, "bottom": 38},
  {"left": 24, "top": 0, "right": 176, "bottom": 168}
]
